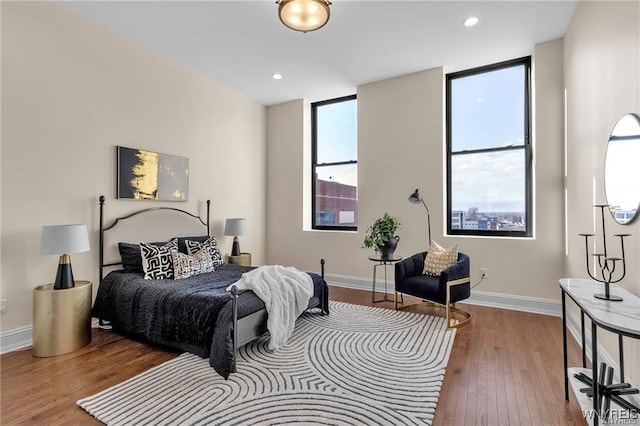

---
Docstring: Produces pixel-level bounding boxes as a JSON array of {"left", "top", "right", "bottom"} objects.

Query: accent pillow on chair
[{"left": 423, "top": 241, "right": 458, "bottom": 276}]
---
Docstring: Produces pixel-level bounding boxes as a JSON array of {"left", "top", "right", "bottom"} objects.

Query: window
[
  {"left": 312, "top": 95, "right": 357, "bottom": 230},
  {"left": 446, "top": 57, "right": 532, "bottom": 237}
]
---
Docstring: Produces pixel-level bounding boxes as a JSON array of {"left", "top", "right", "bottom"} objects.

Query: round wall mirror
[{"left": 605, "top": 113, "right": 640, "bottom": 224}]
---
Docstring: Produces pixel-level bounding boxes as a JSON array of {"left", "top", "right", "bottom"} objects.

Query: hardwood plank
[{"left": 1, "top": 285, "right": 587, "bottom": 425}]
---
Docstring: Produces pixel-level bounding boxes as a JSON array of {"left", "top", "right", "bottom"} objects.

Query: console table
[{"left": 559, "top": 278, "right": 640, "bottom": 425}]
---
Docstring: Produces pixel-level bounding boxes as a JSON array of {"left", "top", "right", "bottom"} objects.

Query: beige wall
[
  {"left": 266, "top": 41, "right": 566, "bottom": 303},
  {"left": 0, "top": 2, "right": 267, "bottom": 332},
  {"left": 564, "top": 0, "right": 640, "bottom": 388}
]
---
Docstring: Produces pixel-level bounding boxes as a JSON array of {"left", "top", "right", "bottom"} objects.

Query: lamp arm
[{"left": 421, "top": 198, "right": 432, "bottom": 244}]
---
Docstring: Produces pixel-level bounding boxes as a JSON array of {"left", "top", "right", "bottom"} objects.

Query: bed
[{"left": 92, "top": 196, "right": 329, "bottom": 379}]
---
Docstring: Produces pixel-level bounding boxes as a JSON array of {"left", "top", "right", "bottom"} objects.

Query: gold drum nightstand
[
  {"left": 225, "top": 252, "right": 252, "bottom": 266},
  {"left": 32, "top": 280, "right": 92, "bottom": 357}
]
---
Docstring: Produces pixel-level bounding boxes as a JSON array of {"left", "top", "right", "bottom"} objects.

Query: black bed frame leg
[
  {"left": 320, "top": 258, "right": 328, "bottom": 316},
  {"left": 230, "top": 284, "right": 239, "bottom": 373},
  {"left": 99, "top": 195, "right": 105, "bottom": 281}
]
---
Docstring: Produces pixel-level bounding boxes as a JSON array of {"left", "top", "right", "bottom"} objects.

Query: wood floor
[{"left": 1, "top": 286, "right": 586, "bottom": 425}]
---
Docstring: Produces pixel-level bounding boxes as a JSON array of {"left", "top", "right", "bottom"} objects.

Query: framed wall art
[{"left": 117, "top": 146, "right": 189, "bottom": 201}]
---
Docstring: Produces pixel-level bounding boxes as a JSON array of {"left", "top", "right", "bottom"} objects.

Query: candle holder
[{"left": 579, "top": 205, "right": 629, "bottom": 302}]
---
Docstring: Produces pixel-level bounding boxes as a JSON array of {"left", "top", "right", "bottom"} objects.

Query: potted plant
[{"left": 362, "top": 213, "right": 401, "bottom": 259}]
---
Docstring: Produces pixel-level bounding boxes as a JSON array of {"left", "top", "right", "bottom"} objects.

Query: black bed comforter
[{"left": 92, "top": 264, "right": 328, "bottom": 378}]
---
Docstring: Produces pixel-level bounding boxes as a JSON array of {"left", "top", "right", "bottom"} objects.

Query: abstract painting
[{"left": 117, "top": 146, "right": 189, "bottom": 201}]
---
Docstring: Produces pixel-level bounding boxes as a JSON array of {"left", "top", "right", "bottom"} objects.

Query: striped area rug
[{"left": 78, "top": 301, "right": 456, "bottom": 425}]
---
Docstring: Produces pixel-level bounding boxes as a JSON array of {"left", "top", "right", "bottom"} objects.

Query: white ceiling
[{"left": 57, "top": 0, "right": 577, "bottom": 106}]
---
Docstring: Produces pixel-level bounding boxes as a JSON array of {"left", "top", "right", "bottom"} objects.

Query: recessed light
[
  {"left": 464, "top": 16, "right": 479, "bottom": 27},
  {"left": 272, "top": 73, "right": 283, "bottom": 80}
]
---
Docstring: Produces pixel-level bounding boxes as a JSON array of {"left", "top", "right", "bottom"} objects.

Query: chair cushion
[
  {"left": 397, "top": 274, "right": 442, "bottom": 302},
  {"left": 423, "top": 241, "right": 458, "bottom": 276}
]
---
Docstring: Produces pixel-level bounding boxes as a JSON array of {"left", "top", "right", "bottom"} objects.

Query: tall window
[
  {"left": 446, "top": 57, "right": 532, "bottom": 237},
  {"left": 312, "top": 95, "right": 357, "bottom": 230}
]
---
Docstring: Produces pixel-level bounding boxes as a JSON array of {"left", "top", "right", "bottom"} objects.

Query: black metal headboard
[{"left": 98, "top": 195, "right": 211, "bottom": 279}]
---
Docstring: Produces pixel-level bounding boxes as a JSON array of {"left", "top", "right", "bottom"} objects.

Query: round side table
[
  {"left": 225, "top": 252, "right": 252, "bottom": 266},
  {"left": 368, "top": 255, "right": 403, "bottom": 303},
  {"left": 32, "top": 280, "right": 92, "bottom": 357}
]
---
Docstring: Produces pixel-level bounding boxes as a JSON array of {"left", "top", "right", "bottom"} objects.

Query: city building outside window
[
  {"left": 446, "top": 57, "right": 532, "bottom": 237},
  {"left": 312, "top": 95, "right": 357, "bottom": 230}
]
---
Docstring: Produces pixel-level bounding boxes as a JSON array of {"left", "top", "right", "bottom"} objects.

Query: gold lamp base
[{"left": 32, "top": 281, "right": 92, "bottom": 357}]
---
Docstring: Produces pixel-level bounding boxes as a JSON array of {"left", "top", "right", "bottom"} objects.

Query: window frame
[
  {"left": 446, "top": 56, "right": 533, "bottom": 238},
  {"left": 311, "top": 94, "right": 358, "bottom": 231}
]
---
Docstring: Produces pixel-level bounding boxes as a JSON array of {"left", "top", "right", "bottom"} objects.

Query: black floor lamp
[{"left": 409, "top": 189, "right": 431, "bottom": 244}]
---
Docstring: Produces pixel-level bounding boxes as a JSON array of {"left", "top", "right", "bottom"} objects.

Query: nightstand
[
  {"left": 225, "top": 252, "right": 252, "bottom": 266},
  {"left": 32, "top": 280, "right": 92, "bottom": 357}
]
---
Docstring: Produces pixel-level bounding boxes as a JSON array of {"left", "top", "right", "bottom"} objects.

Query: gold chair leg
[
  {"left": 447, "top": 305, "right": 472, "bottom": 328},
  {"left": 446, "top": 278, "right": 472, "bottom": 329}
]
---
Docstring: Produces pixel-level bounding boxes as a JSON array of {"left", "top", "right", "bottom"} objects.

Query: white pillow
[
  {"left": 171, "top": 249, "right": 215, "bottom": 279},
  {"left": 423, "top": 241, "right": 459, "bottom": 276}
]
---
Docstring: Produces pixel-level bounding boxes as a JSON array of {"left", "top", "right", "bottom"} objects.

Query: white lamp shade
[
  {"left": 40, "top": 224, "right": 90, "bottom": 255},
  {"left": 224, "top": 218, "right": 247, "bottom": 237}
]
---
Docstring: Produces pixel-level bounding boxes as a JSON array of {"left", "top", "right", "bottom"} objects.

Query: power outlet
[
  {"left": 480, "top": 268, "right": 488, "bottom": 279},
  {"left": 0, "top": 299, "right": 7, "bottom": 314}
]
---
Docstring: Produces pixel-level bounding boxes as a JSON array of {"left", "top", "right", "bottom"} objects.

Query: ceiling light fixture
[
  {"left": 272, "top": 73, "right": 283, "bottom": 80},
  {"left": 277, "top": 0, "right": 332, "bottom": 33},
  {"left": 464, "top": 16, "right": 479, "bottom": 27}
]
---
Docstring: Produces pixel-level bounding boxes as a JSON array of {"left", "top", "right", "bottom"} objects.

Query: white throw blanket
[{"left": 226, "top": 265, "right": 313, "bottom": 351}]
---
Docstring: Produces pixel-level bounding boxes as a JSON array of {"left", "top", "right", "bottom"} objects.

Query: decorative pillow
[
  {"left": 118, "top": 241, "right": 170, "bottom": 273},
  {"left": 140, "top": 239, "right": 178, "bottom": 280},
  {"left": 171, "top": 249, "right": 215, "bottom": 279},
  {"left": 177, "top": 236, "right": 209, "bottom": 254},
  {"left": 185, "top": 237, "right": 224, "bottom": 267},
  {"left": 423, "top": 241, "right": 459, "bottom": 276}
]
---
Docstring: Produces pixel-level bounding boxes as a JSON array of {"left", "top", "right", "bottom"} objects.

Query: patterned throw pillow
[
  {"left": 171, "top": 249, "right": 215, "bottom": 279},
  {"left": 423, "top": 241, "right": 459, "bottom": 276},
  {"left": 177, "top": 236, "right": 209, "bottom": 254},
  {"left": 185, "top": 237, "right": 224, "bottom": 267},
  {"left": 140, "top": 239, "right": 178, "bottom": 280}
]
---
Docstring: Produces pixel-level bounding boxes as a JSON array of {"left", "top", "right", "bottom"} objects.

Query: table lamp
[
  {"left": 224, "top": 218, "right": 246, "bottom": 256},
  {"left": 40, "top": 224, "right": 90, "bottom": 290}
]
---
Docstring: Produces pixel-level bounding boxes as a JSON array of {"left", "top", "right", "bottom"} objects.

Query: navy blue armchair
[{"left": 394, "top": 251, "right": 471, "bottom": 328}]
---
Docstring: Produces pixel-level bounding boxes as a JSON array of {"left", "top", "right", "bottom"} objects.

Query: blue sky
[
  {"left": 316, "top": 98, "right": 357, "bottom": 187},
  {"left": 450, "top": 64, "right": 526, "bottom": 212}
]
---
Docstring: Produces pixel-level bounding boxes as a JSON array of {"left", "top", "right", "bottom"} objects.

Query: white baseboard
[
  {"left": 326, "top": 273, "right": 562, "bottom": 317},
  {"left": 325, "top": 273, "right": 389, "bottom": 292},
  {"left": 465, "top": 290, "right": 561, "bottom": 317},
  {"left": 0, "top": 325, "right": 32, "bottom": 355}
]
